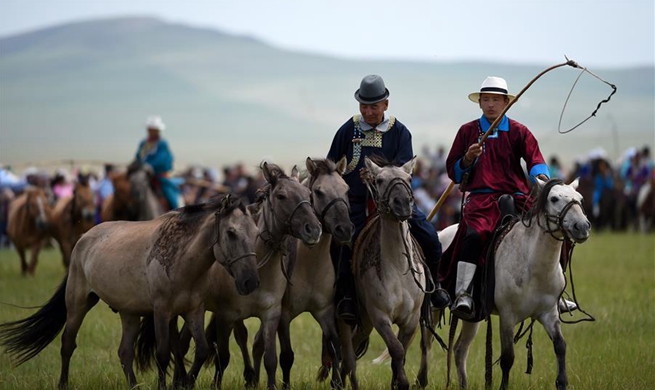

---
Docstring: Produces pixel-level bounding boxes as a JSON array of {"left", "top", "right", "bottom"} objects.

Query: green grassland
[{"left": 0, "top": 232, "right": 653, "bottom": 389}]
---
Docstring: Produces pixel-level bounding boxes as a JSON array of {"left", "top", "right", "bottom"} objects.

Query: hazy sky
[{"left": 1, "top": 0, "right": 653, "bottom": 68}]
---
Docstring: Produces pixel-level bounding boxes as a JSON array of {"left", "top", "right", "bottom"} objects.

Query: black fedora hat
[{"left": 354, "top": 75, "right": 390, "bottom": 104}]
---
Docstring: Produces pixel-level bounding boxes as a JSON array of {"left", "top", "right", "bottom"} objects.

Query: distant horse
[
  {"left": 445, "top": 178, "right": 590, "bottom": 390},
  {"left": 137, "top": 162, "right": 323, "bottom": 390},
  {"left": 51, "top": 179, "right": 96, "bottom": 267},
  {"left": 0, "top": 194, "right": 261, "bottom": 390},
  {"left": 101, "top": 164, "right": 166, "bottom": 222},
  {"left": 236, "top": 156, "right": 352, "bottom": 389},
  {"left": 6, "top": 186, "right": 53, "bottom": 275},
  {"left": 339, "top": 155, "right": 427, "bottom": 390}
]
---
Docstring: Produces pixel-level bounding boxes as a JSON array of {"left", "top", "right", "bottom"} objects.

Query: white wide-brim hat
[
  {"left": 145, "top": 115, "right": 166, "bottom": 131},
  {"left": 468, "top": 76, "right": 516, "bottom": 103}
]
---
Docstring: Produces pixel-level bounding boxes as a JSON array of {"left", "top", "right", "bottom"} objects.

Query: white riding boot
[
  {"left": 452, "top": 262, "right": 477, "bottom": 320},
  {"left": 559, "top": 298, "right": 577, "bottom": 312}
]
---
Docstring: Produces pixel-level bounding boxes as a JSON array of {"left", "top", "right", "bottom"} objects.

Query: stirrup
[{"left": 452, "top": 293, "right": 475, "bottom": 320}]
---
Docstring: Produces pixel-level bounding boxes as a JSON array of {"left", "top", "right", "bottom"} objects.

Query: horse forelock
[
  {"left": 524, "top": 179, "right": 564, "bottom": 221},
  {"left": 308, "top": 158, "right": 337, "bottom": 188},
  {"left": 367, "top": 154, "right": 397, "bottom": 168}
]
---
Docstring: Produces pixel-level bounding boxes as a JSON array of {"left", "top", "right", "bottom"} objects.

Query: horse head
[
  {"left": 71, "top": 180, "right": 96, "bottom": 229},
  {"left": 535, "top": 177, "right": 591, "bottom": 243},
  {"left": 305, "top": 156, "right": 353, "bottom": 244},
  {"left": 24, "top": 187, "right": 52, "bottom": 232},
  {"left": 364, "top": 155, "right": 416, "bottom": 221},
  {"left": 260, "top": 161, "right": 322, "bottom": 246},
  {"left": 212, "top": 194, "right": 260, "bottom": 295}
]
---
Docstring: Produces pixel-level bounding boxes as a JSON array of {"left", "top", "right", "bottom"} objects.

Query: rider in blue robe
[{"left": 135, "top": 116, "right": 181, "bottom": 210}]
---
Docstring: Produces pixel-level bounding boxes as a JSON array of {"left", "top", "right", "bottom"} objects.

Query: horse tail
[
  {"left": 0, "top": 276, "right": 68, "bottom": 365},
  {"left": 135, "top": 315, "right": 157, "bottom": 371},
  {"left": 203, "top": 314, "right": 218, "bottom": 367}
]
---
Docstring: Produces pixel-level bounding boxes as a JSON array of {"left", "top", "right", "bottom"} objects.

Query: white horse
[{"left": 445, "top": 178, "right": 591, "bottom": 390}]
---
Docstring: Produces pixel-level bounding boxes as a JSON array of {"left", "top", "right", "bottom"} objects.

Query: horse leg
[
  {"left": 371, "top": 313, "right": 409, "bottom": 390},
  {"left": 170, "top": 318, "right": 188, "bottom": 389},
  {"left": 454, "top": 320, "right": 480, "bottom": 389},
  {"left": 314, "top": 309, "right": 343, "bottom": 389},
  {"left": 211, "top": 319, "right": 233, "bottom": 389},
  {"left": 262, "top": 312, "right": 282, "bottom": 390},
  {"left": 233, "top": 320, "right": 256, "bottom": 388},
  {"left": 337, "top": 320, "right": 358, "bottom": 390},
  {"left": 59, "top": 290, "right": 99, "bottom": 389},
  {"left": 27, "top": 239, "right": 44, "bottom": 276},
  {"left": 498, "top": 316, "right": 516, "bottom": 390},
  {"left": 183, "top": 307, "right": 210, "bottom": 388},
  {"left": 251, "top": 324, "right": 265, "bottom": 385},
  {"left": 117, "top": 313, "right": 141, "bottom": 388},
  {"left": 278, "top": 313, "right": 294, "bottom": 390},
  {"left": 152, "top": 312, "right": 172, "bottom": 390},
  {"left": 16, "top": 245, "right": 28, "bottom": 276},
  {"left": 538, "top": 310, "right": 568, "bottom": 390}
]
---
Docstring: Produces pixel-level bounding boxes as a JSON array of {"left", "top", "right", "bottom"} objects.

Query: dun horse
[
  {"left": 443, "top": 178, "right": 590, "bottom": 390},
  {"left": 0, "top": 194, "right": 261, "bottom": 390},
  {"left": 137, "top": 162, "right": 323, "bottom": 390},
  {"left": 6, "top": 186, "right": 53, "bottom": 275},
  {"left": 234, "top": 156, "right": 353, "bottom": 389},
  {"left": 340, "top": 156, "right": 428, "bottom": 390},
  {"left": 51, "top": 179, "right": 96, "bottom": 267}
]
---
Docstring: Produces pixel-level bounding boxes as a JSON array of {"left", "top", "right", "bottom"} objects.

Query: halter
[
  {"left": 541, "top": 198, "right": 585, "bottom": 242},
  {"left": 367, "top": 175, "right": 414, "bottom": 218},
  {"left": 266, "top": 196, "right": 313, "bottom": 231},
  {"left": 211, "top": 202, "right": 257, "bottom": 272}
]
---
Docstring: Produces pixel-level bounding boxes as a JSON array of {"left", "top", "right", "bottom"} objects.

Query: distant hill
[{"left": 1, "top": 16, "right": 652, "bottom": 173}]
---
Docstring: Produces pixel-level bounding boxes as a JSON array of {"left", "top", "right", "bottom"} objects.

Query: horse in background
[
  {"left": 445, "top": 178, "right": 590, "bottom": 390},
  {"left": 101, "top": 163, "right": 166, "bottom": 222},
  {"left": 6, "top": 186, "right": 53, "bottom": 275},
  {"left": 51, "top": 177, "right": 96, "bottom": 267},
  {"left": 0, "top": 194, "right": 261, "bottom": 390},
  {"left": 637, "top": 177, "right": 655, "bottom": 232}
]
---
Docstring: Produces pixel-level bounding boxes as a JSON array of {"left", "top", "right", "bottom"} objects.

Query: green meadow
[{"left": 0, "top": 231, "right": 653, "bottom": 389}]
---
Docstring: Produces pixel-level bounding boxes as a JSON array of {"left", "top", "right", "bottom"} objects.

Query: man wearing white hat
[
  {"left": 327, "top": 75, "right": 449, "bottom": 324},
  {"left": 439, "top": 76, "right": 572, "bottom": 320},
  {"left": 135, "top": 115, "right": 180, "bottom": 210}
]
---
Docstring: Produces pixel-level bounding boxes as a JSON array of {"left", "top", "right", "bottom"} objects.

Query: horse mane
[
  {"left": 522, "top": 178, "right": 564, "bottom": 222},
  {"left": 367, "top": 154, "right": 399, "bottom": 168},
  {"left": 176, "top": 194, "right": 247, "bottom": 227},
  {"left": 308, "top": 158, "right": 337, "bottom": 187}
]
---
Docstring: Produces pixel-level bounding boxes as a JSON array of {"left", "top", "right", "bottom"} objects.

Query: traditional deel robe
[
  {"left": 438, "top": 115, "right": 549, "bottom": 290},
  {"left": 135, "top": 138, "right": 180, "bottom": 209},
  {"left": 327, "top": 113, "right": 412, "bottom": 234}
]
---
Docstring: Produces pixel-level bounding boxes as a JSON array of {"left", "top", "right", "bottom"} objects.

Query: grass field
[{"left": 0, "top": 231, "right": 653, "bottom": 390}]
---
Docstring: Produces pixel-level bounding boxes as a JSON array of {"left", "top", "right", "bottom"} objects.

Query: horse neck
[{"left": 516, "top": 217, "right": 564, "bottom": 275}]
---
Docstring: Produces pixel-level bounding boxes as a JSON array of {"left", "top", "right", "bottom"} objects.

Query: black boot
[
  {"left": 335, "top": 273, "right": 357, "bottom": 325},
  {"left": 427, "top": 262, "right": 450, "bottom": 310}
]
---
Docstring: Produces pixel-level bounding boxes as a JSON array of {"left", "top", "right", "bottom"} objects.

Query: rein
[{"left": 210, "top": 206, "right": 257, "bottom": 270}]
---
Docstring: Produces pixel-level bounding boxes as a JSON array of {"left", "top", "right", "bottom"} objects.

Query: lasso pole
[{"left": 426, "top": 58, "right": 581, "bottom": 222}]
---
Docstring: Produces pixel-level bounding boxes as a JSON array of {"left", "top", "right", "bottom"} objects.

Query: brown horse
[
  {"left": 51, "top": 179, "right": 96, "bottom": 267},
  {"left": 6, "top": 186, "right": 53, "bottom": 276},
  {"left": 101, "top": 165, "right": 165, "bottom": 221},
  {"left": 0, "top": 194, "right": 261, "bottom": 390}
]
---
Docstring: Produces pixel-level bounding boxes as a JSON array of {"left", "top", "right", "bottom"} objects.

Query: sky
[{"left": 0, "top": 0, "right": 653, "bottom": 68}]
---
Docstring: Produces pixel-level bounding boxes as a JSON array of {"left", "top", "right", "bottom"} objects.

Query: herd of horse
[{"left": 0, "top": 157, "right": 592, "bottom": 390}]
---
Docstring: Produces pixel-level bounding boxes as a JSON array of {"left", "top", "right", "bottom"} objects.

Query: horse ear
[
  {"left": 261, "top": 162, "right": 277, "bottom": 186},
  {"left": 305, "top": 157, "right": 316, "bottom": 176},
  {"left": 401, "top": 156, "right": 417, "bottom": 175},
  {"left": 364, "top": 156, "right": 381, "bottom": 176},
  {"left": 570, "top": 177, "right": 580, "bottom": 190},
  {"left": 336, "top": 155, "right": 347, "bottom": 175},
  {"left": 535, "top": 176, "right": 547, "bottom": 189},
  {"left": 290, "top": 165, "right": 300, "bottom": 181}
]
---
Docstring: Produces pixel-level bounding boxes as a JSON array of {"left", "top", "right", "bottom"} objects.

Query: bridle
[
  {"left": 368, "top": 176, "right": 414, "bottom": 218},
  {"left": 211, "top": 208, "right": 257, "bottom": 272},
  {"left": 542, "top": 198, "right": 585, "bottom": 242}
]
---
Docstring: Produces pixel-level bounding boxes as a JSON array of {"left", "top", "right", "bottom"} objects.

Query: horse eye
[
  {"left": 226, "top": 228, "right": 237, "bottom": 239},
  {"left": 276, "top": 193, "right": 286, "bottom": 200},
  {"left": 313, "top": 188, "right": 324, "bottom": 197},
  {"left": 550, "top": 196, "right": 558, "bottom": 203},
  {"left": 376, "top": 178, "right": 384, "bottom": 185}
]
